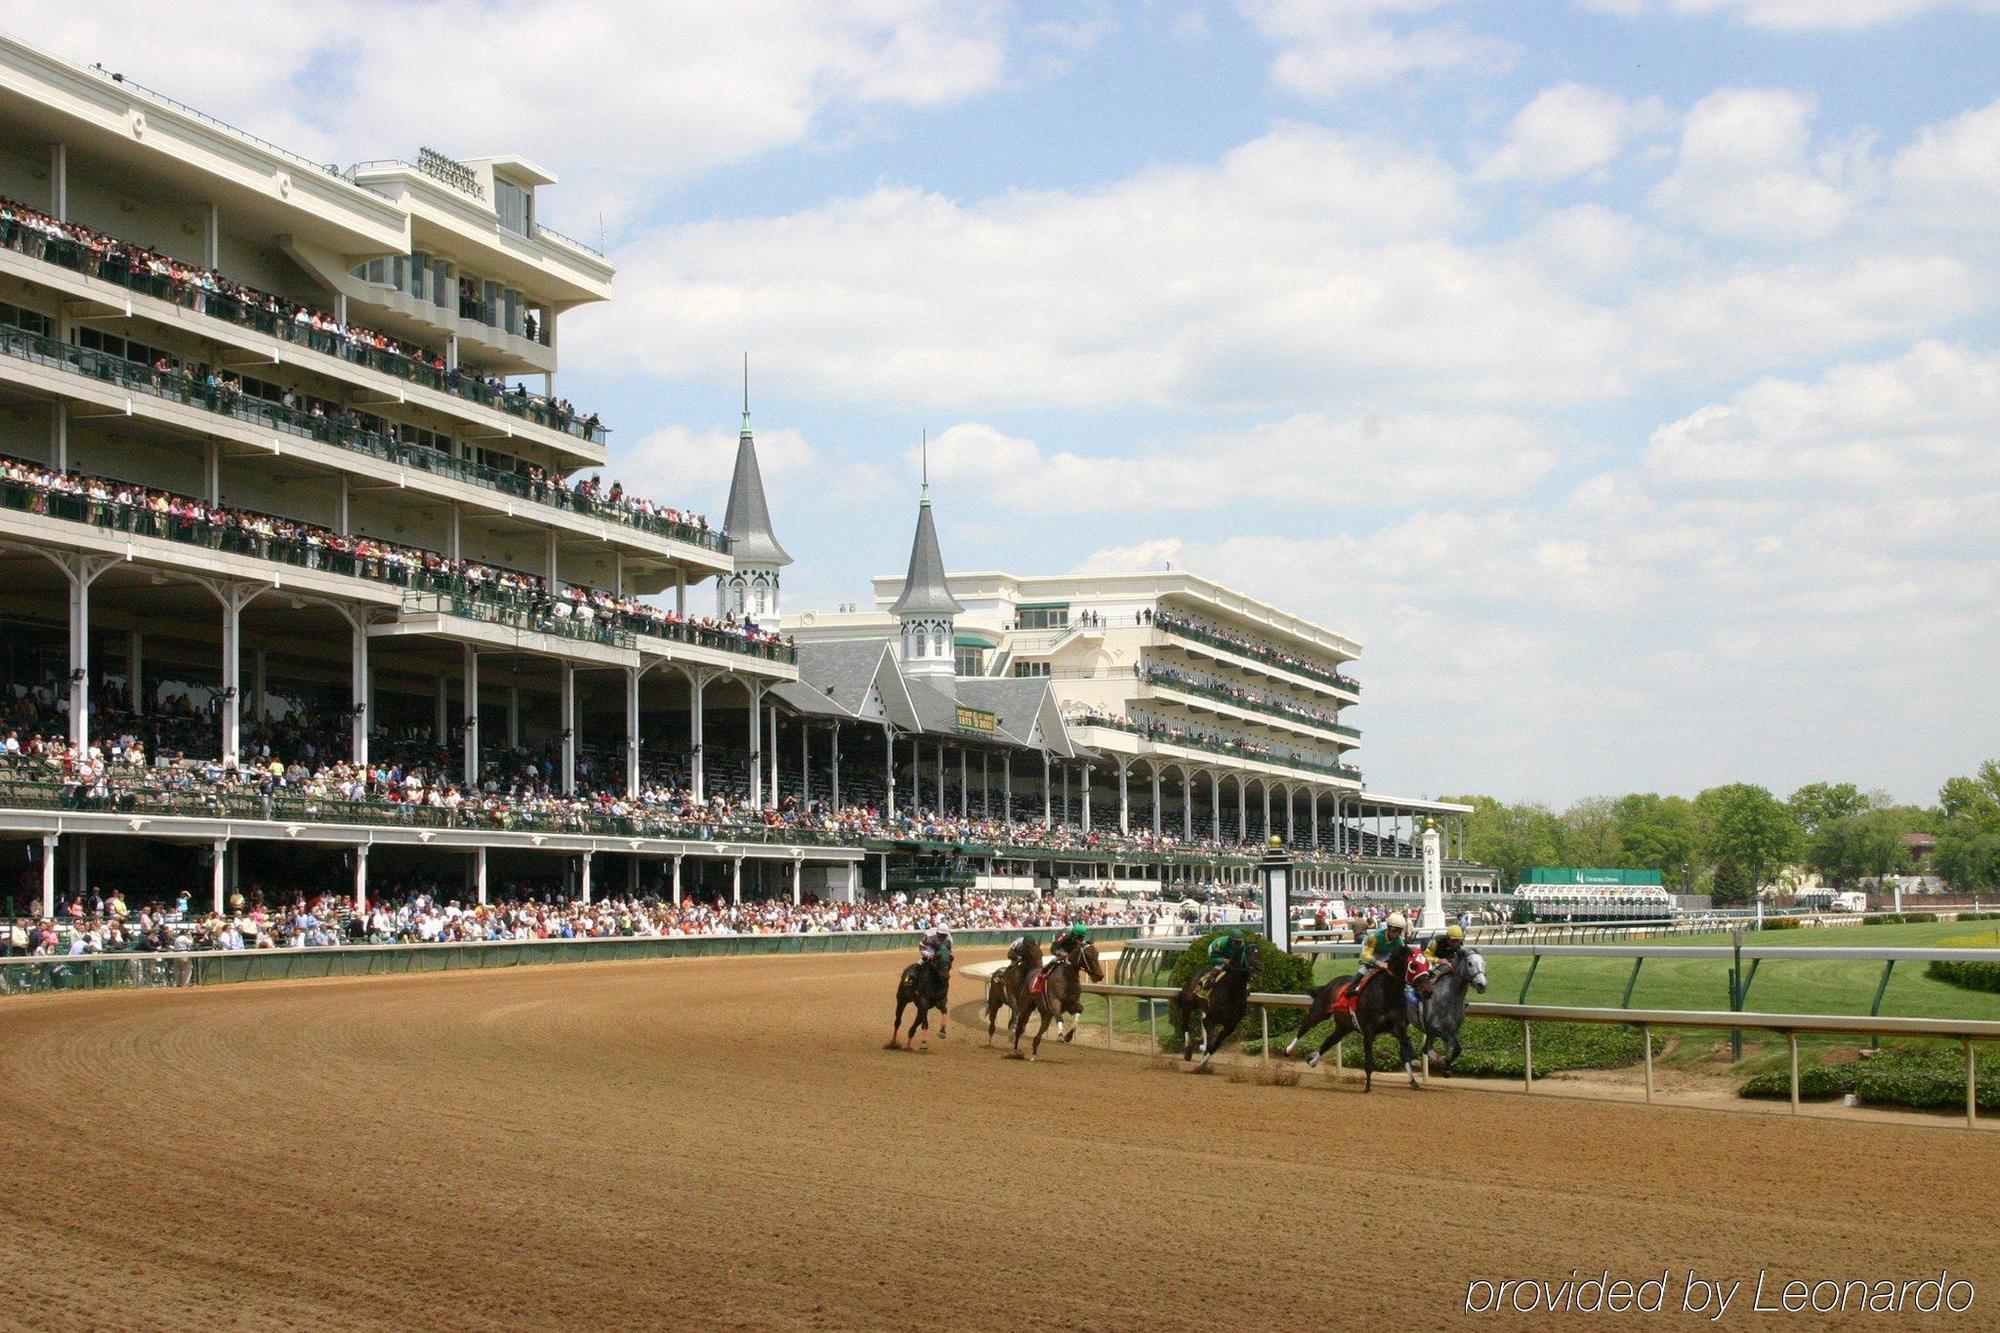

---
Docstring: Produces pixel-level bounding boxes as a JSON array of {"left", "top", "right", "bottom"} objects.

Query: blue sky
[{"left": 17, "top": 0, "right": 2000, "bottom": 806}]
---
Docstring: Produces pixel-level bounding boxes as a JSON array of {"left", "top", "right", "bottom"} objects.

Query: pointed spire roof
[
  {"left": 890, "top": 439, "right": 963, "bottom": 616},
  {"left": 722, "top": 356, "right": 790, "bottom": 567}
]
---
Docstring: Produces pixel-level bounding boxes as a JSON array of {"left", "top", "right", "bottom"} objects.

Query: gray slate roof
[
  {"left": 888, "top": 496, "right": 964, "bottom": 616},
  {"left": 722, "top": 419, "right": 791, "bottom": 567}
]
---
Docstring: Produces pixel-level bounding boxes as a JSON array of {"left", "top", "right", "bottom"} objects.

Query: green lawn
[{"left": 1293, "top": 921, "right": 2000, "bottom": 1023}]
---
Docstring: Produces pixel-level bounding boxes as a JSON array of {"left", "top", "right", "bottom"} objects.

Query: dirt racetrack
[{"left": 3, "top": 949, "right": 1997, "bottom": 1331}]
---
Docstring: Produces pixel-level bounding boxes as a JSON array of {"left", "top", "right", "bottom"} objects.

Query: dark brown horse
[
  {"left": 1169, "top": 952, "right": 1258, "bottom": 1071},
  {"left": 1012, "top": 941, "right": 1103, "bottom": 1059},
  {"left": 1283, "top": 950, "right": 1431, "bottom": 1090},
  {"left": 986, "top": 939, "right": 1042, "bottom": 1044},
  {"left": 889, "top": 953, "right": 952, "bottom": 1050}
]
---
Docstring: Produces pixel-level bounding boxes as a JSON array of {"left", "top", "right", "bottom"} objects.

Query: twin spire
[{"left": 721, "top": 355, "right": 956, "bottom": 612}]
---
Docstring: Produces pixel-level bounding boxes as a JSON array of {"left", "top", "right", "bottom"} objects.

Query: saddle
[{"left": 1029, "top": 962, "right": 1055, "bottom": 996}]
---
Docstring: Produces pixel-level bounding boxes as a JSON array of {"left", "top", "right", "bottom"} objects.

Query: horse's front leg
[
  {"left": 1310, "top": 1014, "right": 1350, "bottom": 1069},
  {"left": 1285, "top": 997, "right": 1329, "bottom": 1058},
  {"left": 1029, "top": 1005, "right": 1053, "bottom": 1060},
  {"left": 889, "top": 999, "right": 908, "bottom": 1049},
  {"left": 1396, "top": 1024, "right": 1421, "bottom": 1087}
]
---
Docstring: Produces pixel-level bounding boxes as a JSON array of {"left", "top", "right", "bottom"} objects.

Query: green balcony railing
[
  {"left": 1140, "top": 668, "right": 1360, "bottom": 741},
  {"left": 0, "top": 470, "right": 792, "bottom": 664},
  {"left": 0, "top": 310, "right": 735, "bottom": 554},
  {"left": 1, "top": 219, "right": 608, "bottom": 446},
  {"left": 1063, "top": 714, "right": 1363, "bottom": 782},
  {"left": 1154, "top": 614, "right": 1360, "bottom": 694}
]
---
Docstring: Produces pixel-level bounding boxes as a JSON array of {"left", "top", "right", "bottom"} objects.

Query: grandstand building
[{"left": 0, "top": 32, "right": 1488, "bottom": 920}]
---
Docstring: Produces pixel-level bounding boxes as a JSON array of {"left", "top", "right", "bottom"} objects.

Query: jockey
[
  {"left": 918, "top": 925, "right": 953, "bottom": 971},
  {"left": 1197, "top": 927, "right": 1253, "bottom": 993},
  {"left": 1006, "top": 933, "right": 1039, "bottom": 978},
  {"left": 1050, "top": 921, "right": 1088, "bottom": 964},
  {"left": 1424, "top": 922, "right": 1466, "bottom": 969},
  {"left": 1353, "top": 912, "right": 1411, "bottom": 992}
]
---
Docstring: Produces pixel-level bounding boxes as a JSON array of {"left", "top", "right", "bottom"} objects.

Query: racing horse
[
  {"left": 986, "top": 938, "right": 1042, "bottom": 1045},
  {"left": 1168, "top": 950, "right": 1258, "bottom": 1071},
  {"left": 1283, "top": 949, "right": 1432, "bottom": 1090},
  {"left": 1013, "top": 940, "right": 1103, "bottom": 1059},
  {"left": 1411, "top": 947, "right": 1487, "bottom": 1074},
  {"left": 889, "top": 951, "right": 952, "bottom": 1050}
]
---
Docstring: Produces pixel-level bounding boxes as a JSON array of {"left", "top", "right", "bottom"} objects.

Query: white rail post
[
  {"left": 1969, "top": 1040, "right": 1979, "bottom": 1130},
  {"left": 1260, "top": 1007, "right": 1270, "bottom": 1063},
  {"left": 1523, "top": 1023, "right": 1533, "bottom": 1093},
  {"left": 1642, "top": 1027, "right": 1654, "bottom": 1103},
  {"left": 1105, "top": 995, "right": 1115, "bottom": 1046},
  {"left": 1789, "top": 1034, "right": 1800, "bottom": 1114},
  {"left": 1149, "top": 999, "right": 1158, "bottom": 1050}
]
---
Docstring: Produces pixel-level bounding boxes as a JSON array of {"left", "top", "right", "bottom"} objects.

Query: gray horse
[{"left": 1409, "top": 948, "right": 1487, "bottom": 1074}]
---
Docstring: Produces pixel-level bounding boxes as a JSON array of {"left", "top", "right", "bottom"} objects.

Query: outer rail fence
[
  {"left": 0, "top": 925, "right": 1151, "bottom": 997},
  {"left": 1077, "top": 979, "right": 2000, "bottom": 1130}
]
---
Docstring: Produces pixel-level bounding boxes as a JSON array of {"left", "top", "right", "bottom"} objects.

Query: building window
[
  {"left": 1012, "top": 661, "right": 1051, "bottom": 678},
  {"left": 955, "top": 646, "right": 984, "bottom": 676},
  {"left": 1017, "top": 606, "right": 1069, "bottom": 630},
  {"left": 496, "top": 179, "right": 533, "bottom": 237}
]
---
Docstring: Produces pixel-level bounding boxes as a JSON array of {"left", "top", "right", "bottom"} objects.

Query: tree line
[{"left": 1443, "top": 760, "right": 2000, "bottom": 906}]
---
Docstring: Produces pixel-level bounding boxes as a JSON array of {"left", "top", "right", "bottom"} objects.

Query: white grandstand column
[
  {"left": 1150, "top": 767, "right": 1162, "bottom": 838},
  {"left": 560, "top": 663, "right": 577, "bottom": 794},
  {"left": 1181, "top": 771, "right": 1193, "bottom": 841},
  {"left": 579, "top": 851, "right": 594, "bottom": 905},
  {"left": 748, "top": 687, "right": 763, "bottom": 809},
  {"left": 671, "top": 855, "right": 683, "bottom": 905},
  {"left": 1286, "top": 790, "right": 1296, "bottom": 845},
  {"left": 336, "top": 476, "right": 351, "bottom": 536},
  {"left": 675, "top": 568, "right": 686, "bottom": 617},
  {"left": 1263, "top": 784, "right": 1274, "bottom": 843},
  {"left": 883, "top": 728, "right": 895, "bottom": 819},
  {"left": 49, "top": 142, "right": 66, "bottom": 219},
  {"left": 800, "top": 721, "right": 811, "bottom": 806},
  {"left": 462, "top": 646, "right": 480, "bottom": 788},
  {"left": 981, "top": 753, "right": 991, "bottom": 817},
  {"left": 1117, "top": 760, "right": 1130, "bottom": 834},
  {"left": 791, "top": 858, "right": 802, "bottom": 905},
  {"left": 348, "top": 616, "right": 370, "bottom": 768},
  {"left": 544, "top": 530, "right": 559, "bottom": 589},
  {"left": 1309, "top": 791, "right": 1321, "bottom": 848},
  {"left": 845, "top": 861, "right": 860, "bottom": 905},
  {"left": 40, "top": 835, "right": 58, "bottom": 919},
  {"left": 202, "top": 202, "right": 220, "bottom": 269},
  {"left": 1237, "top": 778, "right": 1247, "bottom": 844},
  {"left": 203, "top": 441, "right": 220, "bottom": 505},
  {"left": 688, "top": 670, "right": 707, "bottom": 802},
  {"left": 1211, "top": 772, "right": 1222, "bottom": 841},
  {"left": 210, "top": 582, "right": 262, "bottom": 770},
  {"left": 1002, "top": 752, "right": 1012, "bottom": 819},
  {"left": 210, "top": 840, "right": 227, "bottom": 914},
  {"left": 353, "top": 844, "right": 369, "bottom": 914},
  {"left": 830, "top": 723, "right": 841, "bottom": 809},
  {"left": 731, "top": 856, "right": 743, "bottom": 904},
  {"left": 768, "top": 706, "right": 779, "bottom": 807},
  {"left": 51, "top": 553, "right": 114, "bottom": 755},
  {"left": 1042, "top": 751, "right": 1052, "bottom": 824},
  {"left": 1081, "top": 764, "right": 1092, "bottom": 832},
  {"left": 475, "top": 845, "right": 489, "bottom": 906},
  {"left": 625, "top": 667, "right": 641, "bottom": 798},
  {"left": 448, "top": 507, "right": 463, "bottom": 562},
  {"left": 959, "top": 748, "right": 968, "bottom": 817}
]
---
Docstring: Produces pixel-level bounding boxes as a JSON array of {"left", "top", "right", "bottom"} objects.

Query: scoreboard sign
[{"left": 955, "top": 706, "right": 997, "bottom": 735}]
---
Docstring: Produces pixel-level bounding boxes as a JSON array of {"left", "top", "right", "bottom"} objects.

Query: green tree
[
  {"left": 1935, "top": 761, "right": 2000, "bottom": 891},
  {"left": 1786, "top": 782, "right": 1869, "bottom": 837},
  {"left": 1441, "top": 795, "right": 1559, "bottom": 890},
  {"left": 1695, "top": 783, "right": 1804, "bottom": 907},
  {"left": 1807, "top": 808, "right": 1911, "bottom": 887},
  {"left": 1556, "top": 795, "right": 1623, "bottom": 867},
  {"left": 1611, "top": 793, "right": 1700, "bottom": 890}
]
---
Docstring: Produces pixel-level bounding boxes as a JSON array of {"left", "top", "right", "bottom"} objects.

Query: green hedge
[
  {"left": 1164, "top": 932, "right": 1315, "bottom": 1045},
  {"left": 1955, "top": 912, "right": 2000, "bottom": 922},
  {"left": 1740, "top": 1047, "right": 2000, "bottom": 1112},
  {"left": 1286, "top": 1015, "right": 1643, "bottom": 1076},
  {"left": 1862, "top": 912, "right": 1940, "bottom": 925},
  {"left": 1757, "top": 917, "right": 1803, "bottom": 931}
]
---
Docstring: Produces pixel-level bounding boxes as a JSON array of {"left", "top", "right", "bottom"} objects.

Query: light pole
[
  {"left": 1422, "top": 817, "right": 1444, "bottom": 934},
  {"left": 1260, "top": 835, "right": 1293, "bottom": 953}
]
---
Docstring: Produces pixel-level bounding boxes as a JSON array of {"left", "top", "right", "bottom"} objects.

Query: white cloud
[
  {"left": 920, "top": 411, "right": 1556, "bottom": 512},
  {"left": 1649, "top": 89, "right": 1867, "bottom": 241},
  {"left": 1886, "top": 98, "right": 2000, "bottom": 229},
  {"left": 1475, "top": 83, "right": 1671, "bottom": 182},
  {"left": 1582, "top": 0, "right": 1999, "bottom": 30},
  {"left": 1237, "top": 0, "right": 1516, "bottom": 98},
  {"left": 14, "top": 1, "right": 1025, "bottom": 228}
]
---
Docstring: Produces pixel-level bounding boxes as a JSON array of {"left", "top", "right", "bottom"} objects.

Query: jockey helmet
[
  {"left": 1065, "top": 922, "right": 1088, "bottom": 939},
  {"left": 1446, "top": 923, "right": 1465, "bottom": 940},
  {"left": 1387, "top": 912, "right": 1408, "bottom": 932}
]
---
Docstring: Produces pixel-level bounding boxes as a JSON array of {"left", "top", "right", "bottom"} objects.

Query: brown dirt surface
[{"left": 2, "top": 948, "right": 1997, "bottom": 1330}]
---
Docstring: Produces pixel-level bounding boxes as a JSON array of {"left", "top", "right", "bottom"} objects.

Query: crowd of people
[
  {"left": 0, "top": 453, "right": 788, "bottom": 657},
  {"left": 1061, "top": 705, "right": 1351, "bottom": 776},
  {"left": 1151, "top": 609, "right": 1358, "bottom": 689},
  {"left": 1139, "top": 664, "right": 1345, "bottom": 729},
  {"left": 3, "top": 884, "right": 1222, "bottom": 959},
  {"left": 0, "top": 194, "right": 604, "bottom": 441}
]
